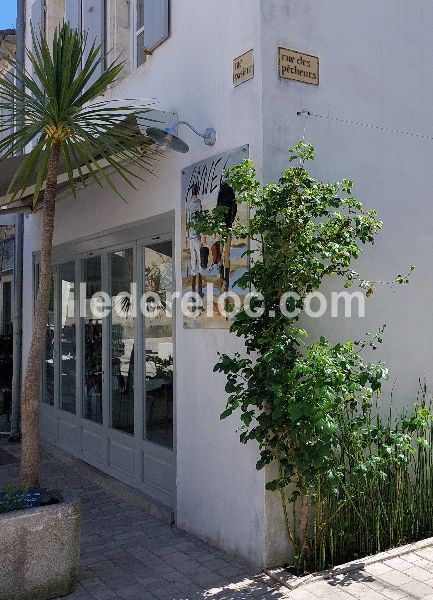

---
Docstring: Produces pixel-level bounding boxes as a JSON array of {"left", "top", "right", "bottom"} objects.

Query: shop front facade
[
  {"left": 21, "top": 0, "right": 276, "bottom": 569},
  {"left": 38, "top": 215, "right": 176, "bottom": 507},
  {"left": 19, "top": 0, "right": 433, "bottom": 569}
]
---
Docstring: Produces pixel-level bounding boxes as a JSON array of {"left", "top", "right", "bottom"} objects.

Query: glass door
[
  {"left": 59, "top": 261, "right": 76, "bottom": 413},
  {"left": 41, "top": 267, "right": 55, "bottom": 406},
  {"left": 82, "top": 256, "right": 103, "bottom": 423},
  {"left": 109, "top": 248, "right": 135, "bottom": 434},
  {"left": 37, "top": 219, "right": 176, "bottom": 504},
  {"left": 143, "top": 241, "right": 174, "bottom": 449}
]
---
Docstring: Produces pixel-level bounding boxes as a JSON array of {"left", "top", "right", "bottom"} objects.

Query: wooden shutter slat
[
  {"left": 82, "top": 0, "right": 105, "bottom": 88},
  {"left": 30, "top": 0, "right": 45, "bottom": 91},
  {"left": 144, "top": 0, "right": 169, "bottom": 53},
  {"left": 65, "top": 0, "right": 82, "bottom": 31},
  {"left": 31, "top": 0, "right": 46, "bottom": 35}
]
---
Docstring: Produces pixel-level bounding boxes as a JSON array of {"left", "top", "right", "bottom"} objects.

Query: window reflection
[
  {"left": 44, "top": 269, "right": 55, "bottom": 405},
  {"left": 36, "top": 234, "right": 176, "bottom": 456},
  {"left": 82, "top": 256, "right": 103, "bottom": 423},
  {"left": 111, "top": 249, "right": 135, "bottom": 434},
  {"left": 2, "top": 281, "right": 12, "bottom": 334},
  {"left": 59, "top": 262, "right": 76, "bottom": 413},
  {"left": 145, "top": 242, "right": 173, "bottom": 448}
]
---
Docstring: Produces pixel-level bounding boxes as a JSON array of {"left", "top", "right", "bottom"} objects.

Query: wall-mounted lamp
[{"left": 146, "top": 121, "right": 217, "bottom": 153}]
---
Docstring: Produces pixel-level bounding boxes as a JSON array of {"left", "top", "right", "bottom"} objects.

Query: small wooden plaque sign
[
  {"left": 279, "top": 47, "right": 319, "bottom": 85},
  {"left": 233, "top": 50, "right": 254, "bottom": 87}
]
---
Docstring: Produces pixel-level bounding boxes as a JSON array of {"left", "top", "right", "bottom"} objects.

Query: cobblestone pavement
[
  {"left": 281, "top": 545, "right": 433, "bottom": 600},
  {"left": 0, "top": 440, "right": 289, "bottom": 599},
  {"left": 3, "top": 439, "right": 433, "bottom": 599}
]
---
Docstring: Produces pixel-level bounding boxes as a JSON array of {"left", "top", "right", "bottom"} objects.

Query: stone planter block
[{"left": 0, "top": 496, "right": 81, "bottom": 600}]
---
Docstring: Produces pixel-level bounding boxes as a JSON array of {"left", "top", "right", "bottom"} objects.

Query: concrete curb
[{"left": 265, "top": 536, "right": 433, "bottom": 591}]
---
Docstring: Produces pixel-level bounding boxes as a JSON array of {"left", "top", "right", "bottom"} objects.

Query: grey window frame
[{"left": 34, "top": 212, "right": 176, "bottom": 451}]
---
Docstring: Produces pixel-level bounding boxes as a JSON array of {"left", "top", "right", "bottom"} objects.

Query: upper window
[
  {"left": 64, "top": 0, "right": 106, "bottom": 88},
  {"left": 134, "top": 0, "right": 170, "bottom": 69}
]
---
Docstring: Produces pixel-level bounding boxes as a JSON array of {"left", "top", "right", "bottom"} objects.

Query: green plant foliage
[
  {"left": 0, "top": 483, "right": 19, "bottom": 514},
  {"left": 192, "top": 142, "right": 425, "bottom": 573},
  {"left": 312, "top": 386, "right": 433, "bottom": 572},
  {"left": 0, "top": 23, "right": 157, "bottom": 207},
  {"left": 0, "top": 483, "right": 35, "bottom": 514}
]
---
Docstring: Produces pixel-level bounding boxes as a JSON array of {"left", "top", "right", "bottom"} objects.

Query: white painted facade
[
  {"left": 20, "top": 0, "right": 433, "bottom": 567},
  {"left": 260, "top": 0, "right": 433, "bottom": 412}
]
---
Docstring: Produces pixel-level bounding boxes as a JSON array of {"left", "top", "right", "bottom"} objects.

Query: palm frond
[{"left": 0, "top": 22, "right": 158, "bottom": 206}]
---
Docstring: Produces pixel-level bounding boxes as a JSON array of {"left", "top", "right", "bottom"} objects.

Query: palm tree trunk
[{"left": 20, "top": 141, "right": 61, "bottom": 489}]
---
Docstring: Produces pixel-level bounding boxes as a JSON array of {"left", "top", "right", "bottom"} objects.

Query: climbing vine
[{"left": 193, "top": 142, "right": 427, "bottom": 572}]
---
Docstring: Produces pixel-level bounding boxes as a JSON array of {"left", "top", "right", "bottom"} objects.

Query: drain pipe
[{"left": 10, "top": 0, "right": 25, "bottom": 440}]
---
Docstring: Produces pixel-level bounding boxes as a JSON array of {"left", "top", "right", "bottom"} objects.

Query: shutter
[
  {"left": 65, "top": 0, "right": 82, "bottom": 31},
  {"left": 143, "top": 0, "right": 169, "bottom": 53},
  {"left": 31, "top": 0, "right": 45, "bottom": 90},
  {"left": 82, "top": 0, "right": 105, "bottom": 87},
  {"left": 31, "top": 0, "right": 46, "bottom": 36}
]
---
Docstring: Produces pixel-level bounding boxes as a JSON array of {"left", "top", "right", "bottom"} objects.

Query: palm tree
[{"left": 0, "top": 23, "right": 156, "bottom": 488}]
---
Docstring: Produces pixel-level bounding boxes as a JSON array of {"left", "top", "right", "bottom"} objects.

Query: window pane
[
  {"left": 110, "top": 249, "right": 135, "bottom": 434},
  {"left": 82, "top": 256, "right": 103, "bottom": 423},
  {"left": 136, "top": 0, "right": 144, "bottom": 30},
  {"left": 144, "top": 241, "right": 173, "bottom": 448},
  {"left": 44, "top": 269, "right": 55, "bottom": 405},
  {"left": 59, "top": 262, "right": 76, "bottom": 414},
  {"left": 2, "top": 281, "right": 12, "bottom": 334},
  {"left": 136, "top": 31, "right": 145, "bottom": 67}
]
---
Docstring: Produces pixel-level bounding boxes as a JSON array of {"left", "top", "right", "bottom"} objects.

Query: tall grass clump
[{"left": 308, "top": 383, "right": 433, "bottom": 573}]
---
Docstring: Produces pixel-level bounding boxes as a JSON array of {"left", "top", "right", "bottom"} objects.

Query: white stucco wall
[
  {"left": 23, "top": 0, "right": 275, "bottom": 567},
  {"left": 261, "top": 0, "right": 433, "bottom": 409},
  {"left": 259, "top": 0, "right": 433, "bottom": 561}
]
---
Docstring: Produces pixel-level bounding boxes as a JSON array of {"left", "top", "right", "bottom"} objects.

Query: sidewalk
[
  {"left": 277, "top": 543, "right": 433, "bottom": 600},
  {"left": 0, "top": 440, "right": 288, "bottom": 599},
  {"left": 2, "top": 439, "right": 433, "bottom": 599}
]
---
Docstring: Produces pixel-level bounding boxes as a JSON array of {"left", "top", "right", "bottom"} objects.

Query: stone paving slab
[
  {"left": 270, "top": 538, "right": 433, "bottom": 600},
  {"left": 2, "top": 438, "right": 433, "bottom": 599},
  {"left": 0, "top": 440, "right": 290, "bottom": 599}
]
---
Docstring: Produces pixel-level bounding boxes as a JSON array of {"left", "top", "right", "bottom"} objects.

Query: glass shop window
[
  {"left": 38, "top": 267, "right": 55, "bottom": 406},
  {"left": 110, "top": 248, "right": 135, "bottom": 434},
  {"left": 144, "top": 241, "right": 173, "bottom": 449},
  {"left": 82, "top": 256, "right": 103, "bottom": 423},
  {"left": 59, "top": 262, "right": 76, "bottom": 414}
]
